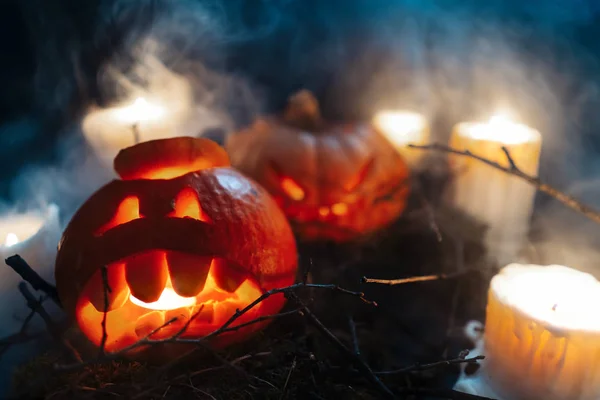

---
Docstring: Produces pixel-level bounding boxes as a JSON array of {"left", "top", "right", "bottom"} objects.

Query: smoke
[{"left": 2, "top": 0, "right": 600, "bottom": 393}]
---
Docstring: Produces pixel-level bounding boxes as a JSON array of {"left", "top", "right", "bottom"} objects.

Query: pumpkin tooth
[
  {"left": 166, "top": 252, "right": 212, "bottom": 297},
  {"left": 88, "top": 262, "right": 129, "bottom": 312},
  {"left": 125, "top": 251, "right": 168, "bottom": 303},
  {"left": 134, "top": 310, "right": 166, "bottom": 339},
  {"left": 211, "top": 258, "right": 248, "bottom": 293}
]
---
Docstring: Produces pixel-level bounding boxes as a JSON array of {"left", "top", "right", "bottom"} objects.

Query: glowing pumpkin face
[
  {"left": 225, "top": 91, "right": 411, "bottom": 242},
  {"left": 54, "top": 137, "right": 298, "bottom": 355}
]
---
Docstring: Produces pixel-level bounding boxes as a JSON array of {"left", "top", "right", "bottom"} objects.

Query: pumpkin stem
[{"left": 283, "top": 90, "right": 323, "bottom": 132}]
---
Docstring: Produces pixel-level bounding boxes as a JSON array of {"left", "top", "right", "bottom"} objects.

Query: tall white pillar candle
[{"left": 449, "top": 115, "right": 542, "bottom": 266}]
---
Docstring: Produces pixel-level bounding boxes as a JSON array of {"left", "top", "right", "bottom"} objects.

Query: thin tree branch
[
  {"left": 376, "top": 355, "right": 485, "bottom": 375},
  {"left": 362, "top": 268, "right": 477, "bottom": 286},
  {"left": 5, "top": 255, "right": 61, "bottom": 307},
  {"left": 54, "top": 282, "right": 375, "bottom": 372},
  {"left": 18, "top": 282, "right": 81, "bottom": 362},
  {"left": 409, "top": 143, "right": 600, "bottom": 225},
  {"left": 292, "top": 294, "right": 394, "bottom": 398}
]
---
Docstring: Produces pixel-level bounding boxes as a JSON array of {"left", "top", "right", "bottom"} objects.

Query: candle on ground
[
  {"left": 372, "top": 110, "right": 430, "bottom": 169},
  {"left": 448, "top": 114, "right": 542, "bottom": 266},
  {"left": 455, "top": 263, "right": 600, "bottom": 400}
]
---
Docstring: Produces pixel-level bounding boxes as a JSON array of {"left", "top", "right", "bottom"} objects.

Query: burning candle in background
[
  {"left": 82, "top": 95, "right": 193, "bottom": 167},
  {"left": 455, "top": 263, "right": 600, "bottom": 400},
  {"left": 372, "top": 110, "right": 430, "bottom": 169},
  {"left": 0, "top": 203, "right": 61, "bottom": 335},
  {"left": 82, "top": 61, "right": 198, "bottom": 168},
  {"left": 448, "top": 114, "right": 542, "bottom": 266}
]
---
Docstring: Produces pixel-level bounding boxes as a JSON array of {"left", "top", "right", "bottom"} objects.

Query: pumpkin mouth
[{"left": 76, "top": 250, "right": 264, "bottom": 353}]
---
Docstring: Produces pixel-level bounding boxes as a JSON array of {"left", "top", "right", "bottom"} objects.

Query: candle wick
[
  {"left": 132, "top": 123, "right": 140, "bottom": 145},
  {"left": 552, "top": 303, "right": 558, "bottom": 311}
]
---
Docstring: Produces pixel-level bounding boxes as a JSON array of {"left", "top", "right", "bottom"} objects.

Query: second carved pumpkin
[{"left": 225, "top": 90, "right": 411, "bottom": 242}]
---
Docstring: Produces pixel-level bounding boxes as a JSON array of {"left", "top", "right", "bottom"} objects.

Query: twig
[
  {"left": 409, "top": 143, "right": 600, "bottom": 225},
  {"left": 98, "top": 265, "right": 110, "bottom": 357},
  {"left": 303, "top": 258, "right": 313, "bottom": 284},
  {"left": 55, "top": 282, "right": 375, "bottom": 372},
  {"left": 292, "top": 295, "right": 394, "bottom": 398},
  {"left": 376, "top": 355, "right": 485, "bottom": 375},
  {"left": 397, "top": 387, "right": 496, "bottom": 400},
  {"left": 18, "top": 282, "right": 81, "bottom": 362},
  {"left": 5, "top": 255, "right": 61, "bottom": 307},
  {"left": 0, "top": 301, "right": 41, "bottom": 359},
  {"left": 279, "top": 356, "right": 297, "bottom": 400},
  {"left": 362, "top": 268, "right": 477, "bottom": 286},
  {"left": 132, "top": 352, "right": 272, "bottom": 399},
  {"left": 132, "top": 123, "right": 140, "bottom": 144},
  {"left": 347, "top": 315, "right": 360, "bottom": 356}
]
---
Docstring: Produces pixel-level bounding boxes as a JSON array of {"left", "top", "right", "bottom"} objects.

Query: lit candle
[
  {"left": 449, "top": 114, "right": 542, "bottom": 266},
  {"left": 82, "top": 96, "right": 194, "bottom": 167},
  {"left": 372, "top": 110, "right": 430, "bottom": 168},
  {"left": 455, "top": 263, "right": 600, "bottom": 400},
  {"left": 0, "top": 204, "right": 61, "bottom": 335}
]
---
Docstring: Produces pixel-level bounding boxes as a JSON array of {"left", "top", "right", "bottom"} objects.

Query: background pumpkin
[
  {"left": 54, "top": 137, "right": 298, "bottom": 356},
  {"left": 225, "top": 90, "right": 411, "bottom": 242}
]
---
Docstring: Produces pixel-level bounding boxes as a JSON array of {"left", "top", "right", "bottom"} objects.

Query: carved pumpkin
[
  {"left": 54, "top": 137, "right": 298, "bottom": 355},
  {"left": 225, "top": 90, "right": 411, "bottom": 241}
]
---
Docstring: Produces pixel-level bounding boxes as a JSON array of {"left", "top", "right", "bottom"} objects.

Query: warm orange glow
[
  {"left": 344, "top": 159, "right": 374, "bottom": 192},
  {"left": 280, "top": 177, "right": 305, "bottom": 201},
  {"left": 139, "top": 165, "right": 212, "bottom": 180},
  {"left": 130, "top": 277, "right": 197, "bottom": 311},
  {"left": 170, "top": 187, "right": 211, "bottom": 222},
  {"left": 76, "top": 251, "right": 265, "bottom": 353},
  {"left": 331, "top": 203, "right": 348, "bottom": 216},
  {"left": 96, "top": 196, "right": 141, "bottom": 235},
  {"left": 318, "top": 206, "right": 330, "bottom": 217}
]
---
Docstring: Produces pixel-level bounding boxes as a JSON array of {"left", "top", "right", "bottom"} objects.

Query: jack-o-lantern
[
  {"left": 55, "top": 137, "right": 298, "bottom": 356},
  {"left": 225, "top": 90, "right": 411, "bottom": 241}
]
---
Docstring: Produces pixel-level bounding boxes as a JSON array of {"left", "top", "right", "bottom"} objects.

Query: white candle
[
  {"left": 449, "top": 114, "right": 542, "bottom": 266},
  {"left": 0, "top": 204, "right": 61, "bottom": 336},
  {"left": 372, "top": 110, "right": 430, "bottom": 169},
  {"left": 82, "top": 95, "right": 196, "bottom": 167},
  {"left": 455, "top": 263, "right": 600, "bottom": 400}
]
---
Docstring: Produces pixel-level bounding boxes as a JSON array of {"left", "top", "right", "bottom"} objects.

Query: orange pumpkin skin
[
  {"left": 225, "top": 91, "right": 410, "bottom": 242},
  {"left": 55, "top": 137, "right": 298, "bottom": 356}
]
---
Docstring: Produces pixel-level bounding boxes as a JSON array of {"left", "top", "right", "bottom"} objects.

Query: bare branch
[
  {"left": 376, "top": 355, "right": 485, "bottom": 375},
  {"left": 293, "top": 296, "right": 394, "bottom": 398},
  {"left": 54, "top": 282, "right": 375, "bottom": 372},
  {"left": 18, "top": 282, "right": 81, "bottom": 362},
  {"left": 98, "top": 265, "right": 110, "bottom": 357},
  {"left": 5, "top": 255, "right": 61, "bottom": 307},
  {"left": 362, "top": 268, "right": 477, "bottom": 286},
  {"left": 409, "top": 143, "right": 600, "bottom": 225}
]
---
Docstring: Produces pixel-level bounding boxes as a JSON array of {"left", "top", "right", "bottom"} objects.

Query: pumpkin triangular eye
[
  {"left": 344, "top": 158, "right": 375, "bottom": 192},
  {"left": 171, "top": 187, "right": 212, "bottom": 222},
  {"left": 96, "top": 195, "right": 140, "bottom": 235},
  {"left": 268, "top": 161, "right": 306, "bottom": 201}
]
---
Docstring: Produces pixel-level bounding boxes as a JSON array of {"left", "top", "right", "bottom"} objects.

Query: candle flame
[
  {"left": 373, "top": 110, "right": 426, "bottom": 145},
  {"left": 460, "top": 112, "right": 539, "bottom": 145},
  {"left": 115, "top": 97, "right": 166, "bottom": 124},
  {"left": 4, "top": 233, "right": 18, "bottom": 247},
  {"left": 130, "top": 287, "right": 196, "bottom": 311}
]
